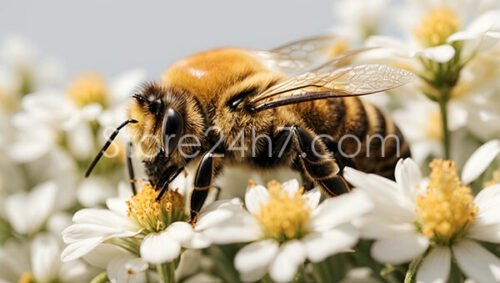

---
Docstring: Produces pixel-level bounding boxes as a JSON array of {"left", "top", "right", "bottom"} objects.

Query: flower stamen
[
  {"left": 254, "top": 180, "right": 310, "bottom": 242},
  {"left": 67, "top": 72, "right": 109, "bottom": 108},
  {"left": 413, "top": 7, "right": 460, "bottom": 47},
  {"left": 416, "top": 159, "right": 478, "bottom": 244},
  {"left": 127, "top": 184, "right": 186, "bottom": 233}
]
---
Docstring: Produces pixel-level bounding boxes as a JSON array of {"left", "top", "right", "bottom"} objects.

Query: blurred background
[{"left": 0, "top": 0, "right": 335, "bottom": 78}]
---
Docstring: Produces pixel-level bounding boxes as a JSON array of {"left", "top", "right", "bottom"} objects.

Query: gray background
[{"left": 0, "top": 0, "right": 335, "bottom": 78}]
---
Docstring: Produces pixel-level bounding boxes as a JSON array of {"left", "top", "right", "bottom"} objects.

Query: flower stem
[
  {"left": 157, "top": 262, "right": 175, "bottom": 283},
  {"left": 404, "top": 254, "right": 424, "bottom": 283},
  {"left": 89, "top": 271, "right": 109, "bottom": 283},
  {"left": 438, "top": 97, "right": 451, "bottom": 159}
]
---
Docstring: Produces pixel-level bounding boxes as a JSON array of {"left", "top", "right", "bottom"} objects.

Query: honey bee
[{"left": 86, "top": 36, "right": 413, "bottom": 220}]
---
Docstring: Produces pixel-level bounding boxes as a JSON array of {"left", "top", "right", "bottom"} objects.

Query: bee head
[{"left": 127, "top": 83, "right": 206, "bottom": 163}]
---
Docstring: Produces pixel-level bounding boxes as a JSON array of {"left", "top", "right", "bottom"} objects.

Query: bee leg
[
  {"left": 126, "top": 141, "right": 137, "bottom": 195},
  {"left": 292, "top": 126, "right": 350, "bottom": 196},
  {"left": 190, "top": 152, "right": 222, "bottom": 222}
]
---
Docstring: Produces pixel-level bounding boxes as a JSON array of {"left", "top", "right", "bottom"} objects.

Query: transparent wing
[
  {"left": 249, "top": 35, "right": 338, "bottom": 75},
  {"left": 248, "top": 64, "right": 414, "bottom": 112}
]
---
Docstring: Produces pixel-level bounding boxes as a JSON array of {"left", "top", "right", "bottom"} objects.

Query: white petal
[
  {"left": 195, "top": 198, "right": 244, "bottom": 231},
  {"left": 471, "top": 184, "right": 500, "bottom": 227},
  {"left": 371, "top": 234, "right": 429, "bottom": 264},
  {"left": 448, "top": 10, "right": 500, "bottom": 42},
  {"left": 418, "top": 45, "right": 455, "bottom": 63},
  {"left": 67, "top": 122, "right": 94, "bottom": 160},
  {"left": 58, "top": 260, "right": 91, "bottom": 282},
  {"left": 108, "top": 255, "right": 147, "bottom": 283},
  {"left": 164, "top": 222, "right": 194, "bottom": 245},
  {"left": 106, "top": 198, "right": 129, "bottom": 217},
  {"left": 202, "top": 214, "right": 261, "bottom": 244},
  {"left": 461, "top": 140, "right": 500, "bottom": 184},
  {"left": 77, "top": 178, "right": 114, "bottom": 208},
  {"left": 31, "top": 234, "right": 60, "bottom": 283},
  {"left": 309, "top": 190, "right": 373, "bottom": 232},
  {"left": 303, "top": 187, "right": 321, "bottom": 210},
  {"left": 394, "top": 158, "right": 421, "bottom": 203},
  {"left": 72, "top": 208, "right": 139, "bottom": 231},
  {"left": 184, "top": 232, "right": 212, "bottom": 249},
  {"left": 344, "top": 167, "right": 416, "bottom": 223},
  {"left": 281, "top": 179, "right": 300, "bottom": 197},
  {"left": 453, "top": 240, "right": 500, "bottom": 283},
  {"left": 353, "top": 215, "right": 416, "bottom": 239},
  {"left": 60, "top": 237, "right": 104, "bottom": 262},
  {"left": 468, "top": 222, "right": 500, "bottom": 243},
  {"left": 269, "top": 240, "right": 306, "bottom": 283},
  {"left": 416, "top": 247, "right": 451, "bottom": 283},
  {"left": 140, "top": 232, "right": 181, "bottom": 264},
  {"left": 82, "top": 243, "right": 130, "bottom": 269},
  {"left": 365, "top": 35, "right": 415, "bottom": 57},
  {"left": 62, "top": 223, "right": 132, "bottom": 243},
  {"left": 303, "top": 224, "right": 359, "bottom": 262},
  {"left": 468, "top": 185, "right": 500, "bottom": 243},
  {"left": 234, "top": 240, "right": 279, "bottom": 274},
  {"left": 47, "top": 212, "right": 73, "bottom": 237},
  {"left": 5, "top": 181, "right": 57, "bottom": 235},
  {"left": 245, "top": 185, "right": 269, "bottom": 215}
]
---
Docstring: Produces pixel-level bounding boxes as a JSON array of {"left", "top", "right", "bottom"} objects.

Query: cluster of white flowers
[{"left": 0, "top": 0, "right": 499, "bottom": 282}]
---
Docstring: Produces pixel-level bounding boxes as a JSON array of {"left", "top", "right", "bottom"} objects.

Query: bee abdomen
[{"left": 329, "top": 97, "right": 410, "bottom": 179}]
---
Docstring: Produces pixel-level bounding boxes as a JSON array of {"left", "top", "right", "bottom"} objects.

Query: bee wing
[
  {"left": 249, "top": 35, "right": 339, "bottom": 75},
  {"left": 248, "top": 64, "right": 414, "bottom": 112}
]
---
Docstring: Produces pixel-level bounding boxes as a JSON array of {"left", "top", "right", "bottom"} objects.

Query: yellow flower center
[
  {"left": 18, "top": 272, "right": 34, "bottom": 283},
  {"left": 67, "top": 72, "right": 109, "bottom": 108},
  {"left": 254, "top": 180, "right": 310, "bottom": 242},
  {"left": 127, "top": 184, "right": 186, "bottom": 233},
  {"left": 328, "top": 39, "right": 350, "bottom": 59},
  {"left": 413, "top": 7, "right": 460, "bottom": 47},
  {"left": 416, "top": 159, "right": 478, "bottom": 244},
  {"left": 426, "top": 110, "right": 443, "bottom": 141}
]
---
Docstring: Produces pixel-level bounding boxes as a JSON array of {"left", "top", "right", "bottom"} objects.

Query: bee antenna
[{"left": 85, "top": 119, "right": 138, "bottom": 177}]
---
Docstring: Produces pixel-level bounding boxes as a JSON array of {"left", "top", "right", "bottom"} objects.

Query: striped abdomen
[{"left": 297, "top": 96, "right": 410, "bottom": 179}]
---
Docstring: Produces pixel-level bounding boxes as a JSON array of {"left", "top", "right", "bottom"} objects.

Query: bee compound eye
[{"left": 161, "top": 108, "right": 184, "bottom": 157}]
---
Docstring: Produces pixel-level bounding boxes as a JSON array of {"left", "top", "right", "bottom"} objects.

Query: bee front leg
[
  {"left": 291, "top": 126, "right": 351, "bottom": 196},
  {"left": 190, "top": 151, "right": 223, "bottom": 222}
]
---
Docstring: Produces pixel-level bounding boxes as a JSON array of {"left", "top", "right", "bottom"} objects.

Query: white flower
[
  {"left": 62, "top": 181, "right": 210, "bottom": 266},
  {"left": 8, "top": 69, "right": 145, "bottom": 163},
  {"left": 0, "top": 36, "right": 65, "bottom": 94},
  {"left": 197, "top": 179, "right": 373, "bottom": 282},
  {"left": 76, "top": 177, "right": 116, "bottom": 208},
  {"left": 445, "top": 43, "right": 500, "bottom": 141},
  {"left": 367, "top": 6, "right": 500, "bottom": 63},
  {"left": 344, "top": 140, "right": 500, "bottom": 282},
  {"left": 61, "top": 207, "right": 141, "bottom": 262},
  {"left": 0, "top": 234, "right": 92, "bottom": 283},
  {"left": 5, "top": 181, "right": 57, "bottom": 235}
]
